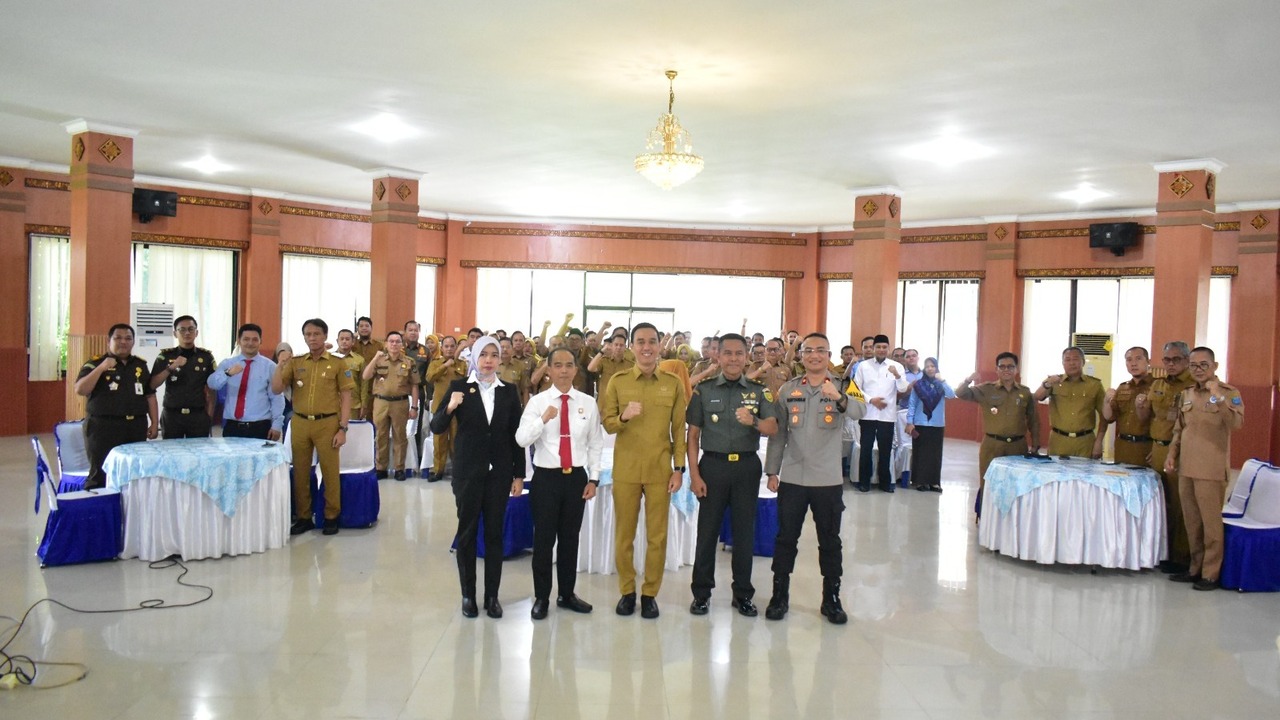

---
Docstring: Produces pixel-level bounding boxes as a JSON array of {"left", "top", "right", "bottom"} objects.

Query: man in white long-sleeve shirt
[
  {"left": 516, "top": 347, "right": 603, "bottom": 620},
  {"left": 853, "top": 334, "right": 908, "bottom": 493}
]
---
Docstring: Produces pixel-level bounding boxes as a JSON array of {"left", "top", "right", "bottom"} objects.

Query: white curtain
[
  {"left": 131, "top": 243, "right": 236, "bottom": 359},
  {"left": 1021, "top": 279, "right": 1073, "bottom": 386},
  {"left": 896, "top": 279, "right": 979, "bottom": 382},
  {"left": 280, "top": 254, "right": 370, "bottom": 350},
  {"left": 1207, "top": 276, "right": 1231, "bottom": 380},
  {"left": 475, "top": 268, "right": 536, "bottom": 336},
  {"left": 414, "top": 264, "right": 438, "bottom": 335},
  {"left": 824, "top": 280, "right": 853, "bottom": 351},
  {"left": 28, "top": 234, "right": 70, "bottom": 380}
]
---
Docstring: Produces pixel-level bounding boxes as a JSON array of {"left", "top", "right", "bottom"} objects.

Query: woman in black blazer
[{"left": 429, "top": 336, "right": 526, "bottom": 619}]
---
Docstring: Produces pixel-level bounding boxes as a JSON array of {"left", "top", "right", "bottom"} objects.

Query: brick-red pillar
[{"left": 850, "top": 191, "right": 902, "bottom": 344}]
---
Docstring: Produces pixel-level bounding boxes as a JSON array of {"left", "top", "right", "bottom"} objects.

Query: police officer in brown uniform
[
  {"left": 364, "top": 331, "right": 421, "bottom": 481},
  {"left": 350, "top": 316, "right": 384, "bottom": 421},
  {"left": 75, "top": 323, "right": 160, "bottom": 489},
  {"left": 149, "top": 315, "right": 217, "bottom": 439},
  {"left": 334, "top": 330, "right": 367, "bottom": 415},
  {"left": 1143, "top": 340, "right": 1195, "bottom": 573},
  {"left": 1103, "top": 346, "right": 1154, "bottom": 466},
  {"left": 748, "top": 337, "right": 794, "bottom": 399},
  {"left": 589, "top": 332, "right": 635, "bottom": 408},
  {"left": 956, "top": 352, "right": 1040, "bottom": 514},
  {"left": 1163, "top": 346, "right": 1243, "bottom": 591},
  {"left": 426, "top": 335, "right": 468, "bottom": 481},
  {"left": 272, "top": 318, "right": 355, "bottom": 536},
  {"left": 497, "top": 337, "right": 529, "bottom": 405},
  {"left": 1034, "top": 346, "right": 1105, "bottom": 458}
]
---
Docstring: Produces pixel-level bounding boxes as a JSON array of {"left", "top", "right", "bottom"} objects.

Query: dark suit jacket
[{"left": 430, "top": 377, "right": 526, "bottom": 481}]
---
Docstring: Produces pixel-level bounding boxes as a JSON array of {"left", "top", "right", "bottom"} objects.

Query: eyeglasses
[
  {"left": 1162, "top": 356, "right": 1186, "bottom": 363},
  {"left": 996, "top": 364, "right": 1017, "bottom": 370},
  {"left": 175, "top": 327, "right": 197, "bottom": 334},
  {"left": 799, "top": 348, "right": 830, "bottom": 356},
  {"left": 1189, "top": 361, "right": 1214, "bottom": 371}
]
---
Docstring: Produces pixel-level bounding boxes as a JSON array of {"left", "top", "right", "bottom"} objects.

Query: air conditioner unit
[
  {"left": 1071, "top": 332, "right": 1113, "bottom": 392},
  {"left": 130, "top": 303, "right": 174, "bottom": 349}
]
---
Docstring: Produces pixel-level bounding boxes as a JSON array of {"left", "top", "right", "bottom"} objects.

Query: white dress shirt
[
  {"left": 468, "top": 370, "right": 501, "bottom": 422},
  {"left": 854, "top": 358, "right": 909, "bottom": 423},
  {"left": 516, "top": 385, "right": 604, "bottom": 480}
]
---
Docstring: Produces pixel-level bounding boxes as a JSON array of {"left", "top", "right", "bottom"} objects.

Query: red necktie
[
  {"left": 234, "top": 358, "right": 253, "bottom": 420},
  {"left": 559, "top": 393, "right": 573, "bottom": 470}
]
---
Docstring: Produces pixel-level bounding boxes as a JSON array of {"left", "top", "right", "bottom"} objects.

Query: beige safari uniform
[
  {"left": 339, "top": 353, "right": 366, "bottom": 413},
  {"left": 957, "top": 381, "right": 1040, "bottom": 493},
  {"left": 1148, "top": 368, "right": 1195, "bottom": 566},
  {"left": 1043, "top": 375, "right": 1105, "bottom": 457},
  {"left": 1109, "top": 374, "right": 1154, "bottom": 466},
  {"left": 426, "top": 355, "right": 468, "bottom": 476},
  {"left": 371, "top": 353, "right": 421, "bottom": 472},
  {"left": 595, "top": 355, "right": 635, "bottom": 409},
  {"left": 279, "top": 352, "right": 355, "bottom": 521}
]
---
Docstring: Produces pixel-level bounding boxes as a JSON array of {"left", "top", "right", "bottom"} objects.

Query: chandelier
[{"left": 634, "top": 70, "right": 704, "bottom": 189}]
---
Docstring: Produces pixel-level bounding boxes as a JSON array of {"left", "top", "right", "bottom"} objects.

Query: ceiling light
[
  {"left": 351, "top": 113, "right": 418, "bottom": 142},
  {"left": 901, "top": 133, "right": 994, "bottom": 166},
  {"left": 1058, "top": 182, "right": 1110, "bottom": 204},
  {"left": 182, "top": 154, "right": 230, "bottom": 174},
  {"left": 634, "top": 70, "right": 704, "bottom": 190}
]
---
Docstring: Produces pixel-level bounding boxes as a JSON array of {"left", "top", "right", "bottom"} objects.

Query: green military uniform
[
  {"left": 349, "top": 337, "right": 384, "bottom": 420},
  {"left": 426, "top": 355, "right": 468, "bottom": 478},
  {"left": 151, "top": 345, "right": 216, "bottom": 438},
  {"left": 1042, "top": 375, "right": 1105, "bottom": 457},
  {"left": 278, "top": 352, "right": 355, "bottom": 522},
  {"left": 956, "top": 380, "right": 1040, "bottom": 494},
  {"left": 687, "top": 373, "right": 780, "bottom": 602},
  {"left": 1148, "top": 368, "right": 1195, "bottom": 567},
  {"left": 78, "top": 354, "right": 156, "bottom": 489},
  {"left": 1109, "top": 374, "right": 1154, "bottom": 466},
  {"left": 370, "top": 352, "right": 421, "bottom": 474},
  {"left": 602, "top": 365, "right": 689, "bottom": 599}
]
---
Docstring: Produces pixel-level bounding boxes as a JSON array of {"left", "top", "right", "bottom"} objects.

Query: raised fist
[{"left": 542, "top": 405, "right": 559, "bottom": 423}]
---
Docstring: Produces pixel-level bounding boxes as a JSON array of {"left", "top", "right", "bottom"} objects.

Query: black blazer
[{"left": 430, "top": 378, "right": 526, "bottom": 481}]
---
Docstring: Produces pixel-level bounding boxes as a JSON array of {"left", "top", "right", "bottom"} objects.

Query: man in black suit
[{"left": 430, "top": 336, "right": 526, "bottom": 619}]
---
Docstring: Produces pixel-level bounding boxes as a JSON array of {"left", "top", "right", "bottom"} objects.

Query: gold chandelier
[{"left": 634, "top": 70, "right": 704, "bottom": 189}]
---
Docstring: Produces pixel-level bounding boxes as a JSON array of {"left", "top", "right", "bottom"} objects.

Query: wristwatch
[
  {"left": 588, "top": 479, "right": 600, "bottom": 487},
  {"left": 338, "top": 424, "right": 348, "bottom": 431},
  {"left": 674, "top": 466, "right": 686, "bottom": 473}
]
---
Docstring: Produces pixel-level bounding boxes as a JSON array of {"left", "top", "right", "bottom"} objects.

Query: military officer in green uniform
[
  {"left": 1103, "top": 346, "right": 1154, "bottom": 466},
  {"left": 956, "top": 352, "right": 1040, "bottom": 515},
  {"left": 149, "top": 315, "right": 217, "bottom": 439},
  {"left": 1034, "top": 346, "right": 1105, "bottom": 458},
  {"left": 75, "top": 323, "right": 159, "bottom": 489},
  {"left": 686, "top": 333, "right": 780, "bottom": 617},
  {"left": 1144, "top": 340, "right": 1195, "bottom": 573}
]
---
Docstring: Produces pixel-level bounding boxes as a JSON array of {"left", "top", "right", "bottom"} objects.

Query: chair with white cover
[
  {"left": 1222, "top": 459, "right": 1280, "bottom": 592},
  {"left": 404, "top": 417, "right": 419, "bottom": 477},
  {"left": 53, "top": 421, "right": 90, "bottom": 493},
  {"left": 1223, "top": 459, "right": 1268, "bottom": 518},
  {"left": 31, "top": 436, "right": 123, "bottom": 567},
  {"left": 314, "top": 419, "right": 379, "bottom": 528}
]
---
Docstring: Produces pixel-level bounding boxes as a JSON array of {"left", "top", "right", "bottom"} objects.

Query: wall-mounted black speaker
[
  {"left": 133, "top": 189, "right": 178, "bottom": 223},
  {"left": 1088, "top": 222, "right": 1141, "bottom": 257}
]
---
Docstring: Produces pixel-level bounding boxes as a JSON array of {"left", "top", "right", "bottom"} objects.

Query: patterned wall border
[
  {"left": 132, "top": 232, "right": 248, "bottom": 250},
  {"left": 418, "top": 221, "right": 446, "bottom": 232},
  {"left": 1018, "top": 267, "right": 1154, "bottom": 278},
  {"left": 1211, "top": 265, "right": 1239, "bottom": 276},
  {"left": 279, "top": 205, "right": 371, "bottom": 223},
  {"left": 899, "top": 270, "right": 986, "bottom": 280},
  {"left": 818, "top": 272, "right": 852, "bottom": 280},
  {"left": 24, "top": 178, "right": 69, "bottom": 191},
  {"left": 416, "top": 256, "right": 445, "bottom": 265},
  {"left": 901, "top": 232, "right": 987, "bottom": 244},
  {"left": 462, "top": 225, "right": 805, "bottom": 247},
  {"left": 818, "top": 238, "right": 853, "bottom": 247},
  {"left": 279, "top": 244, "right": 370, "bottom": 260},
  {"left": 178, "top": 194, "right": 251, "bottom": 210},
  {"left": 460, "top": 259, "right": 803, "bottom": 279},
  {"left": 25, "top": 224, "right": 70, "bottom": 237}
]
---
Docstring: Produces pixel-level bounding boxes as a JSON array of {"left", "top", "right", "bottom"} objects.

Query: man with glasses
[
  {"left": 1144, "top": 341, "right": 1196, "bottom": 574},
  {"left": 747, "top": 337, "right": 794, "bottom": 399},
  {"left": 1034, "top": 347, "right": 1105, "bottom": 458},
  {"left": 1103, "top": 347, "right": 1155, "bottom": 466},
  {"left": 149, "top": 315, "right": 217, "bottom": 439},
  {"left": 1164, "top": 347, "right": 1244, "bottom": 591},
  {"left": 957, "top": 352, "right": 1040, "bottom": 516}
]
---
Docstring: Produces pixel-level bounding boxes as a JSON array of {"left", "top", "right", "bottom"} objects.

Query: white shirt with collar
[
  {"left": 515, "top": 385, "right": 604, "bottom": 480},
  {"left": 468, "top": 370, "right": 502, "bottom": 423},
  {"left": 854, "top": 358, "right": 909, "bottom": 423}
]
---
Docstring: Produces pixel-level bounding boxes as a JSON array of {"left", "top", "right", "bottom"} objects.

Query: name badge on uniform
[{"left": 135, "top": 382, "right": 144, "bottom": 395}]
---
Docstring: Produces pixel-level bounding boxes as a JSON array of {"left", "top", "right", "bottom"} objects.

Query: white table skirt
[
  {"left": 576, "top": 483, "right": 698, "bottom": 575},
  {"left": 119, "top": 465, "right": 291, "bottom": 561},
  {"left": 978, "top": 475, "right": 1166, "bottom": 570}
]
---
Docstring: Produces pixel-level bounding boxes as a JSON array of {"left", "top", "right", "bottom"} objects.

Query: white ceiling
[{"left": 4, "top": 1, "right": 1279, "bottom": 229}]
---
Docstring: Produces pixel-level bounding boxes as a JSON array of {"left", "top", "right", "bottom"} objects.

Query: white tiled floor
[{"left": 2, "top": 435, "right": 1277, "bottom": 719}]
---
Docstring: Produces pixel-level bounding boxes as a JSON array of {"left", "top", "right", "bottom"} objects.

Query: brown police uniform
[
  {"left": 595, "top": 354, "right": 635, "bottom": 409},
  {"left": 279, "top": 352, "right": 355, "bottom": 521},
  {"left": 339, "top": 353, "right": 366, "bottom": 413},
  {"left": 370, "top": 353, "right": 421, "bottom": 473},
  {"left": 957, "top": 380, "right": 1040, "bottom": 493},
  {"left": 349, "top": 337, "right": 384, "bottom": 419},
  {"left": 78, "top": 354, "right": 156, "bottom": 489},
  {"left": 1168, "top": 379, "right": 1244, "bottom": 583},
  {"left": 1148, "top": 368, "right": 1195, "bottom": 566},
  {"left": 497, "top": 360, "right": 526, "bottom": 403},
  {"left": 1109, "top": 374, "right": 1154, "bottom": 466},
  {"left": 1043, "top": 375, "right": 1105, "bottom": 457},
  {"left": 152, "top": 345, "right": 216, "bottom": 438},
  {"left": 602, "top": 365, "right": 689, "bottom": 598},
  {"left": 754, "top": 362, "right": 794, "bottom": 399},
  {"left": 426, "top": 355, "right": 468, "bottom": 477}
]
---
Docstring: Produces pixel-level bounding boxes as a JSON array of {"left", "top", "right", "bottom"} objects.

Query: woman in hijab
[
  {"left": 905, "top": 357, "right": 955, "bottom": 493},
  {"left": 429, "top": 336, "right": 526, "bottom": 619},
  {"left": 658, "top": 358, "right": 693, "bottom": 402}
]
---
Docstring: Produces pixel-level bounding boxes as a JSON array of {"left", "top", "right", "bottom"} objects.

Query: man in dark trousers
[
  {"left": 149, "top": 315, "right": 216, "bottom": 438},
  {"left": 75, "top": 323, "right": 159, "bottom": 489}
]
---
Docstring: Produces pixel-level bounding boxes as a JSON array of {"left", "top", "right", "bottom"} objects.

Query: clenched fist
[
  {"left": 735, "top": 407, "right": 754, "bottom": 425},
  {"left": 448, "top": 391, "right": 465, "bottom": 412},
  {"left": 621, "top": 401, "right": 643, "bottom": 421},
  {"left": 542, "top": 405, "right": 559, "bottom": 423}
]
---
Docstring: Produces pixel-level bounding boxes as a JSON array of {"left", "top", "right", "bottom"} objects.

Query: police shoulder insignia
[
  {"left": 1231, "top": 395, "right": 1242, "bottom": 405},
  {"left": 344, "top": 370, "right": 352, "bottom": 377}
]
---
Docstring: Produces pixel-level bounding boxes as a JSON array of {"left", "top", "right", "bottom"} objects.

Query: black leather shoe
[
  {"left": 640, "top": 595, "right": 659, "bottom": 619},
  {"left": 531, "top": 598, "right": 549, "bottom": 620},
  {"left": 556, "top": 594, "right": 593, "bottom": 613},
  {"left": 731, "top": 597, "right": 758, "bottom": 617},
  {"left": 1192, "top": 578, "right": 1221, "bottom": 591},
  {"left": 615, "top": 593, "right": 636, "bottom": 616},
  {"left": 1158, "top": 561, "right": 1189, "bottom": 575},
  {"left": 880, "top": 483, "right": 894, "bottom": 494},
  {"left": 427, "top": 471, "right": 443, "bottom": 483},
  {"left": 856, "top": 483, "right": 871, "bottom": 493},
  {"left": 1170, "top": 572, "right": 1202, "bottom": 583},
  {"left": 461, "top": 597, "right": 478, "bottom": 618},
  {"left": 322, "top": 518, "right": 339, "bottom": 535},
  {"left": 289, "top": 519, "right": 315, "bottom": 535},
  {"left": 689, "top": 597, "right": 710, "bottom": 615},
  {"left": 375, "top": 469, "right": 388, "bottom": 480},
  {"left": 765, "top": 576, "right": 789, "bottom": 620},
  {"left": 820, "top": 594, "right": 848, "bottom": 625},
  {"left": 484, "top": 597, "right": 503, "bottom": 619},
  {"left": 394, "top": 469, "right": 406, "bottom": 481}
]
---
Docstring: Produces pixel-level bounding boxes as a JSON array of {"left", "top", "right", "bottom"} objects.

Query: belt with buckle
[
  {"left": 985, "top": 433, "right": 1022, "bottom": 443},
  {"left": 1154, "top": 438, "right": 1172, "bottom": 446},
  {"left": 296, "top": 412, "right": 337, "bottom": 421},
  {"left": 374, "top": 394, "right": 409, "bottom": 402},
  {"left": 1118, "top": 433, "right": 1152, "bottom": 443},
  {"left": 704, "top": 450, "right": 753, "bottom": 462},
  {"left": 1052, "top": 427, "right": 1094, "bottom": 438},
  {"left": 167, "top": 406, "right": 204, "bottom": 415}
]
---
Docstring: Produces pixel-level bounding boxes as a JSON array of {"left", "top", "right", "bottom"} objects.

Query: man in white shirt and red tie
[
  {"left": 853, "top": 334, "right": 909, "bottom": 493},
  {"left": 208, "top": 323, "right": 286, "bottom": 440},
  {"left": 516, "top": 346, "right": 604, "bottom": 620}
]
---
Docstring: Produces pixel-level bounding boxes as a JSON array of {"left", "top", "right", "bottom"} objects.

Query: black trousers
[
  {"left": 160, "top": 408, "right": 212, "bottom": 439},
  {"left": 911, "top": 425, "right": 945, "bottom": 487},
  {"left": 83, "top": 415, "right": 148, "bottom": 490},
  {"left": 223, "top": 418, "right": 272, "bottom": 440},
  {"left": 692, "top": 453, "right": 760, "bottom": 600},
  {"left": 453, "top": 468, "right": 512, "bottom": 600},
  {"left": 858, "top": 419, "right": 895, "bottom": 489},
  {"left": 771, "top": 483, "right": 844, "bottom": 581},
  {"left": 530, "top": 467, "right": 588, "bottom": 601}
]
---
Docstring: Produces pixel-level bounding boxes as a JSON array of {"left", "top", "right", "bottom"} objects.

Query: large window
[
  {"left": 28, "top": 234, "right": 71, "bottom": 380},
  {"left": 824, "top": 280, "right": 853, "bottom": 351},
  {"left": 894, "top": 279, "right": 980, "bottom": 382},
  {"left": 131, "top": 243, "right": 237, "bottom": 359},
  {"left": 281, "top": 254, "right": 370, "bottom": 351},
  {"left": 414, "top": 263, "right": 438, "bottom": 333}
]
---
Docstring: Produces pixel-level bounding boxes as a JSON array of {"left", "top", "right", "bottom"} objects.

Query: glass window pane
[
  {"left": 132, "top": 244, "right": 237, "bottom": 359},
  {"left": 632, "top": 273, "right": 681, "bottom": 305},
  {"left": 1021, "top": 279, "right": 1072, "bottom": 386},
  {"left": 281, "top": 254, "right": 370, "bottom": 351},
  {"left": 1115, "top": 277, "right": 1154, "bottom": 383},
  {"left": 475, "top": 268, "right": 533, "bottom": 337},
  {"left": 414, "top": 264, "right": 437, "bottom": 335},
  {"left": 825, "top": 280, "right": 852, "bottom": 351},
  {"left": 1207, "top": 276, "right": 1231, "bottom": 380},
  {"left": 529, "top": 269, "right": 585, "bottom": 335},
  {"left": 584, "top": 272, "right": 631, "bottom": 308},
  {"left": 671, "top": 275, "right": 783, "bottom": 342},
  {"left": 900, "top": 280, "right": 941, "bottom": 359},
  {"left": 28, "top": 234, "right": 71, "bottom": 381},
  {"left": 939, "top": 281, "right": 980, "bottom": 383}
]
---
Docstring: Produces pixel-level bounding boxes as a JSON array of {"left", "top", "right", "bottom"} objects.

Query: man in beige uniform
[
  {"left": 334, "top": 330, "right": 367, "bottom": 415},
  {"left": 956, "top": 351, "right": 1040, "bottom": 515},
  {"left": 602, "top": 322, "right": 688, "bottom": 620},
  {"left": 588, "top": 333, "right": 634, "bottom": 408},
  {"left": 748, "top": 337, "right": 794, "bottom": 399},
  {"left": 1164, "top": 346, "right": 1244, "bottom": 591},
  {"left": 426, "top": 335, "right": 468, "bottom": 482},
  {"left": 349, "top": 316, "right": 384, "bottom": 421},
  {"left": 364, "top": 331, "right": 421, "bottom": 481},
  {"left": 1144, "top": 340, "right": 1195, "bottom": 573},
  {"left": 1103, "top": 346, "right": 1154, "bottom": 466},
  {"left": 1034, "top": 346, "right": 1105, "bottom": 458}
]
